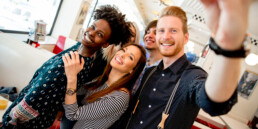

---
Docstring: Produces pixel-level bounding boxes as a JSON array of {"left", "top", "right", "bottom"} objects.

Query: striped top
[{"left": 63, "top": 83, "right": 130, "bottom": 129}]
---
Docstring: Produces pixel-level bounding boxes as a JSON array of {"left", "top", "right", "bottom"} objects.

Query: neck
[
  {"left": 147, "top": 49, "right": 162, "bottom": 66},
  {"left": 78, "top": 45, "right": 100, "bottom": 57},
  {"left": 106, "top": 68, "right": 125, "bottom": 87},
  {"left": 162, "top": 52, "right": 184, "bottom": 70}
]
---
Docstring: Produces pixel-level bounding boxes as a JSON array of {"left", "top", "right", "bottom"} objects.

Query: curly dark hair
[{"left": 93, "top": 5, "right": 133, "bottom": 45}]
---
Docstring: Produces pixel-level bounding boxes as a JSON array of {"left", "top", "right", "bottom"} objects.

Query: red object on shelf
[
  {"left": 53, "top": 35, "right": 66, "bottom": 54},
  {"left": 31, "top": 41, "right": 40, "bottom": 48}
]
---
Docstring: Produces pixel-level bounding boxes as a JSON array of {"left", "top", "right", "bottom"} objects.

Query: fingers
[
  {"left": 219, "top": 0, "right": 251, "bottom": 13},
  {"left": 62, "top": 56, "right": 68, "bottom": 66},
  {"left": 200, "top": 0, "right": 217, "bottom": 8},
  {"left": 62, "top": 52, "right": 75, "bottom": 65},
  {"left": 200, "top": 0, "right": 220, "bottom": 35},
  {"left": 75, "top": 51, "right": 80, "bottom": 63},
  {"left": 241, "top": 0, "right": 252, "bottom": 20},
  {"left": 70, "top": 51, "right": 76, "bottom": 63},
  {"left": 62, "top": 51, "right": 84, "bottom": 66},
  {"left": 62, "top": 53, "right": 71, "bottom": 66},
  {"left": 80, "top": 57, "right": 85, "bottom": 69}
]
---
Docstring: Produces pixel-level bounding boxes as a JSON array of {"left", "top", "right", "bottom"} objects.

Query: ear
[
  {"left": 102, "top": 42, "right": 110, "bottom": 48},
  {"left": 129, "top": 69, "right": 133, "bottom": 74},
  {"left": 184, "top": 33, "right": 189, "bottom": 45}
]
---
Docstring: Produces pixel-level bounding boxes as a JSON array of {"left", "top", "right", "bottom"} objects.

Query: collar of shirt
[
  {"left": 145, "top": 59, "right": 161, "bottom": 69},
  {"left": 157, "top": 54, "right": 189, "bottom": 74}
]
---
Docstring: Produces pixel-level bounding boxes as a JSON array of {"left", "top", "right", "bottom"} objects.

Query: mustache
[{"left": 160, "top": 39, "right": 175, "bottom": 45}]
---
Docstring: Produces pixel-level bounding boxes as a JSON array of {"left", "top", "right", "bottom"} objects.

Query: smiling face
[
  {"left": 156, "top": 16, "right": 189, "bottom": 58},
  {"left": 144, "top": 26, "right": 157, "bottom": 50},
  {"left": 110, "top": 45, "right": 142, "bottom": 75},
  {"left": 81, "top": 19, "right": 112, "bottom": 49}
]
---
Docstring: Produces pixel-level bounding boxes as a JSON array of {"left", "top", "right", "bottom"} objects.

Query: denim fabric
[{"left": 60, "top": 115, "right": 76, "bottom": 129}]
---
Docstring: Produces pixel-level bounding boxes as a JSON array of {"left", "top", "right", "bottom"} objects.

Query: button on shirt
[{"left": 127, "top": 55, "right": 237, "bottom": 129}]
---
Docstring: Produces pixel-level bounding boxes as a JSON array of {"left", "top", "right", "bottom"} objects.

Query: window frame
[{"left": 0, "top": 0, "right": 63, "bottom": 36}]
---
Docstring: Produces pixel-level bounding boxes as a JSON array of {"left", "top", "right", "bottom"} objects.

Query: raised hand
[
  {"left": 62, "top": 51, "right": 85, "bottom": 82},
  {"left": 200, "top": 0, "right": 252, "bottom": 50}
]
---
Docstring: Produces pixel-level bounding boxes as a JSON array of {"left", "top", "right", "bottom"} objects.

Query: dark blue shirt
[
  {"left": 127, "top": 54, "right": 237, "bottom": 129},
  {"left": 2, "top": 43, "right": 107, "bottom": 129}
]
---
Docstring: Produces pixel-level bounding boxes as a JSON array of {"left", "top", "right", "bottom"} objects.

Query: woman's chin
[{"left": 81, "top": 40, "right": 93, "bottom": 46}]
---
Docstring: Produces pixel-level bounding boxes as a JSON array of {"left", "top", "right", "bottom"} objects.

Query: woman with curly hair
[
  {"left": 1, "top": 5, "right": 132, "bottom": 129},
  {"left": 62, "top": 43, "right": 146, "bottom": 129}
]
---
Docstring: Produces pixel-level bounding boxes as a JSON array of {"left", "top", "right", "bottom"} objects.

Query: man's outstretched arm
[{"left": 201, "top": 0, "right": 252, "bottom": 103}]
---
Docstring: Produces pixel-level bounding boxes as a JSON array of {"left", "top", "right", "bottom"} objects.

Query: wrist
[
  {"left": 67, "top": 77, "right": 77, "bottom": 83},
  {"left": 66, "top": 88, "right": 77, "bottom": 96},
  {"left": 209, "top": 37, "right": 250, "bottom": 58},
  {"left": 214, "top": 33, "right": 246, "bottom": 51}
]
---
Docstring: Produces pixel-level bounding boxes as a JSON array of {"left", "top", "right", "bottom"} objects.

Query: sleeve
[
  {"left": 196, "top": 83, "right": 237, "bottom": 116},
  {"left": 63, "top": 91, "right": 129, "bottom": 121},
  {"left": 8, "top": 57, "right": 67, "bottom": 124},
  {"left": 76, "top": 86, "right": 87, "bottom": 95},
  {"left": 189, "top": 72, "right": 238, "bottom": 116}
]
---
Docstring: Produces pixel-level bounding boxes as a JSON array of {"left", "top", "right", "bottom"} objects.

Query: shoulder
[
  {"left": 44, "top": 57, "right": 64, "bottom": 71},
  {"left": 108, "top": 89, "right": 130, "bottom": 101},
  {"left": 179, "top": 64, "right": 207, "bottom": 90},
  {"left": 183, "top": 64, "right": 207, "bottom": 79},
  {"left": 100, "top": 89, "right": 130, "bottom": 107}
]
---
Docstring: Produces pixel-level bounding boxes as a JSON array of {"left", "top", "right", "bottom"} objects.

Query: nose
[
  {"left": 163, "top": 31, "right": 170, "bottom": 40},
  {"left": 147, "top": 32, "right": 155, "bottom": 39},
  {"left": 150, "top": 31, "right": 156, "bottom": 37},
  {"left": 121, "top": 52, "right": 129, "bottom": 58},
  {"left": 88, "top": 30, "right": 96, "bottom": 37}
]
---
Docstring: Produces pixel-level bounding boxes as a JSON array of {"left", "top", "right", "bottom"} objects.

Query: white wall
[{"left": 228, "top": 62, "right": 258, "bottom": 123}]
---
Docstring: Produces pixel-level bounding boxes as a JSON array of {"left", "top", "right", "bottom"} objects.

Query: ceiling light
[{"left": 245, "top": 53, "right": 258, "bottom": 66}]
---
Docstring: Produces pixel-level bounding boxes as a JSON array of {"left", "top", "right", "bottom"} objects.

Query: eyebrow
[
  {"left": 93, "top": 23, "right": 105, "bottom": 36},
  {"left": 125, "top": 47, "right": 135, "bottom": 59}
]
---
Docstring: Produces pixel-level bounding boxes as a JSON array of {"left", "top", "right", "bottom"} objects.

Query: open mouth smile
[{"left": 115, "top": 56, "right": 123, "bottom": 64}]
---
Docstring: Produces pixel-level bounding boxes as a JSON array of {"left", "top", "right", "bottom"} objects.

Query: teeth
[
  {"left": 85, "top": 35, "right": 92, "bottom": 42},
  {"left": 115, "top": 57, "right": 122, "bottom": 64},
  {"left": 162, "top": 43, "right": 172, "bottom": 46},
  {"left": 146, "top": 39, "right": 153, "bottom": 41},
  {"left": 146, "top": 40, "right": 154, "bottom": 43}
]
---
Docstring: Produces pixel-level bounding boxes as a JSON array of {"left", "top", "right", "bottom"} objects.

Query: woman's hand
[{"left": 62, "top": 51, "right": 85, "bottom": 82}]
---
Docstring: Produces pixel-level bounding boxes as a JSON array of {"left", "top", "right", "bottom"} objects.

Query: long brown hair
[{"left": 87, "top": 43, "right": 146, "bottom": 103}]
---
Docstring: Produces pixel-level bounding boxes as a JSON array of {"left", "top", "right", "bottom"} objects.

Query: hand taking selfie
[{"left": 200, "top": 0, "right": 252, "bottom": 50}]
